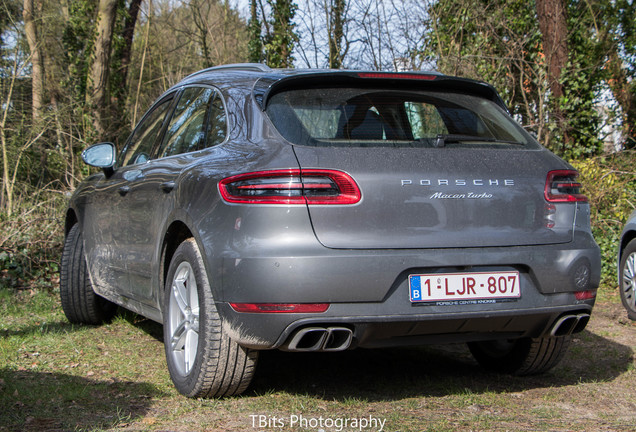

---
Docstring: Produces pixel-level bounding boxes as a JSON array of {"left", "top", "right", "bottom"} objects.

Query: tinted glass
[
  {"left": 159, "top": 87, "right": 214, "bottom": 158},
  {"left": 206, "top": 94, "right": 226, "bottom": 148},
  {"left": 266, "top": 88, "right": 537, "bottom": 148},
  {"left": 121, "top": 97, "right": 173, "bottom": 166}
]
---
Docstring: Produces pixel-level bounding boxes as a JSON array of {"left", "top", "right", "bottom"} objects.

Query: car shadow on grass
[
  {"left": 0, "top": 309, "right": 163, "bottom": 342},
  {"left": 248, "top": 329, "right": 633, "bottom": 401},
  {"left": 0, "top": 320, "right": 81, "bottom": 338},
  {"left": 0, "top": 368, "right": 164, "bottom": 432}
]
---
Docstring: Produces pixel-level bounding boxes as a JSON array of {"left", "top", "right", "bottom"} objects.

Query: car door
[
  {"left": 82, "top": 93, "right": 176, "bottom": 303},
  {"left": 123, "top": 85, "right": 225, "bottom": 303}
]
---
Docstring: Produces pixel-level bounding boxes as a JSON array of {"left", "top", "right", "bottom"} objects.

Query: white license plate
[{"left": 409, "top": 271, "right": 520, "bottom": 303}]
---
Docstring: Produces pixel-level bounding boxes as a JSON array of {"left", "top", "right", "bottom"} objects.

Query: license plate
[{"left": 409, "top": 271, "right": 520, "bottom": 303}]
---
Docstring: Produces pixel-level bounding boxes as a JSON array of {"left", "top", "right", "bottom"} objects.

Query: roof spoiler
[{"left": 253, "top": 71, "right": 509, "bottom": 113}]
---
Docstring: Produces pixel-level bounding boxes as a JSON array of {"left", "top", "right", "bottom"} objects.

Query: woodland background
[{"left": 0, "top": 0, "right": 634, "bottom": 292}]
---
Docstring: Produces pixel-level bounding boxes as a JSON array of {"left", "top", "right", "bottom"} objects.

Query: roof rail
[
  {"left": 208, "top": 63, "right": 272, "bottom": 72},
  {"left": 185, "top": 63, "right": 273, "bottom": 79}
]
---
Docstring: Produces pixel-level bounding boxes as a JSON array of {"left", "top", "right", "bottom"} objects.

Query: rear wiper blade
[{"left": 432, "top": 134, "right": 523, "bottom": 148}]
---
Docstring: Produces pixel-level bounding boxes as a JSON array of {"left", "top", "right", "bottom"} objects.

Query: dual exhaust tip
[
  {"left": 283, "top": 314, "right": 589, "bottom": 350},
  {"left": 550, "top": 313, "right": 590, "bottom": 337},
  {"left": 283, "top": 326, "right": 353, "bottom": 352}
]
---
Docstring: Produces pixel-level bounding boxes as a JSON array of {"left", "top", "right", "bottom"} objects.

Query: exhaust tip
[
  {"left": 551, "top": 316, "right": 577, "bottom": 337},
  {"left": 283, "top": 326, "right": 353, "bottom": 352},
  {"left": 285, "top": 327, "right": 328, "bottom": 351},
  {"left": 573, "top": 313, "right": 590, "bottom": 333},
  {"left": 323, "top": 327, "right": 353, "bottom": 351},
  {"left": 550, "top": 313, "right": 591, "bottom": 337}
]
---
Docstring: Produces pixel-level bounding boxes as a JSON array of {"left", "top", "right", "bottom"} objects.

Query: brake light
[
  {"left": 219, "top": 169, "right": 361, "bottom": 205},
  {"left": 229, "top": 303, "right": 330, "bottom": 313},
  {"left": 357, "top": 72, "right": 437, "bottom": 80},
  {"left": 544, "top": 170, "right": 587, "bottom": 203}
]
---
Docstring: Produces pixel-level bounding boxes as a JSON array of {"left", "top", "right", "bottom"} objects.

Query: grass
[{"left": 1, "top": 288, "right": 635, "bottom": 431}]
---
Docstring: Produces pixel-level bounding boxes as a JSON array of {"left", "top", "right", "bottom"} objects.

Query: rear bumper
[
  {"left": 217, "top": 301, "right": 594, "bottom": 350},
  {"left": 220, "top": 230, "right": 600, "bottom": 302},
  {"left": 216, "top": 231, "right": 600, "bottom": 349}
]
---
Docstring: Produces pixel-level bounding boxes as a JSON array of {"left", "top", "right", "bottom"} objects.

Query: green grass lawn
[{"left": 1, "top": 288, "right": 635, "bottom": 431}]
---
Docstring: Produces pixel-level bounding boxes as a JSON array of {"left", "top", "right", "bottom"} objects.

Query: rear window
[{"left": 265, "top": 88, "right": 538, "bottom": 149}]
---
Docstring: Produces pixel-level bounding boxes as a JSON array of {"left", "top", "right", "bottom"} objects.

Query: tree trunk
[
  {"left": 535, "top": 0, "right": 571, "bottom": 147},
  {"left": 86, "top": 0, "right": 119, "bottom": 140},
  {"left": 328, "top": 0, "right": 346, "bottom": 69},
  {"left": 23, "top": 0, "right": 45, "bottom": 121},
  {"left": 248, "top": 0, "right": 263, "bottom": 62},
  {"left": 120, "top": 0, "right": 143, "bottom": 87},
  {"left": 606, "top": 47, "right": 635, "bottom": 147}
]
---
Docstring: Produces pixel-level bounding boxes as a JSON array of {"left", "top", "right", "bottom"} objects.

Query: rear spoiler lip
[{"left": 252, "top": 70, "right": 509, "bottom": 113}]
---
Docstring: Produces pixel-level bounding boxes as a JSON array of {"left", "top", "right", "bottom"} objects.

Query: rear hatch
[{"left": 262, "top": 73, "right": 582, "bottom": 249}]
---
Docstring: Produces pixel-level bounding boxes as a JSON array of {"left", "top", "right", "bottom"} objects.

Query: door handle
[
  {"left": 160, "top": 181, "right": 176, "bottom": 193},
  {"left": 118, "top": 185, "right": 130, "bottom": 196}
]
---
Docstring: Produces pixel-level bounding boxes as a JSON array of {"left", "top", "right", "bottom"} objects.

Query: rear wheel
[
  {"left": 163, "top": 238, "right": 257, "bottom": 398},
  {"left": 60, "top": 224, "right": 117, "bottom": 324},
  {"left": 619, "top": 239, "right": 636, "bottom": 320},
  {"left": 468, "top": 335, "right": 570, "bottom": 375}
]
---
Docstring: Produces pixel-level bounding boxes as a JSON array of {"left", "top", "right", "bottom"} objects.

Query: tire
[
  {"left": 163, "top": 238, "right": 257, "bottom": 398},
  {"left": 619, "top": 238, "right": 636, "bottom": 320},
  {"left": 468, "top": 335, "right": 571, "bottom": 376},
  {"left": 60, "top": 224, "right": 118, "bottom": 324}
]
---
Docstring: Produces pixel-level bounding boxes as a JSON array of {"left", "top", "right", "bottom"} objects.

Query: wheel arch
[
  {"left": 618, "top": 229, "right": 636, "bottom": 291},
  {"left": 619, "top": 229, "right": 636, "bottom": 261},
  {"left": 160, "top": 220, "right": 195, "bottom": 298},
  {"left": 64, "top": 208, "right": 78, "bottom": 236}
]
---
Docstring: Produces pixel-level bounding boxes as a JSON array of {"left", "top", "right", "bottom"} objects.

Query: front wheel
[
  {"left": 468, "top": 335, "right": 571, "bottom": 376},
  {"left": 619, "top": 239, "right": 636, "bottom": 320},
  {"left": 163, "top": 238, "right": 257, "bottom": 398}
]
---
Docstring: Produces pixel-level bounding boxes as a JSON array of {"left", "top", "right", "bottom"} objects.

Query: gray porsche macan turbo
[{"left": 61, "top": 63, "right": 601, "bottom": 398}]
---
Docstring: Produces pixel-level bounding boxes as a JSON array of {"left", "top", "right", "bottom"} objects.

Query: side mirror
[{"left": 82, "top": 142, "right": 116, "bottom": 175}]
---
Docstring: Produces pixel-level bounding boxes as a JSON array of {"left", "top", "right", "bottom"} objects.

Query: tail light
[
  {"left": 219, "top": 169, "right": 361, "bottom": 205},
  {"left": 544, "top": 170, "right": 587, "bottom": 203}
]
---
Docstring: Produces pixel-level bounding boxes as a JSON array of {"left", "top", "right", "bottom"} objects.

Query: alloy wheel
[
  {"left": 622, "top": 251, "right": 636, "bottom": 312},
  {"left": 167, "top": 261, "right": 200, "bottom": 376}
]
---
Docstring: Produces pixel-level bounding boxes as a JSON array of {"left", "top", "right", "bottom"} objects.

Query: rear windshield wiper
[{"left": 431, "top": 134, "right": 524, "bottom": 148}]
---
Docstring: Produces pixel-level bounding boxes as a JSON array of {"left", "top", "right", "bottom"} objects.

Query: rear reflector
[
  {"left": 219, "top": 169, "right": 361, "bottom": 205},
  {"left": 574, "top": 290, "right": 596, "bottom": 300},
  {"left": 545, "top": 170, "right": 588, "bottom": 203},
  {"left": 357, "top": 72, "right": 438, "bottom": 81},
  {"left": 229, "top": 303, "right": 330, "bottom": 313}
]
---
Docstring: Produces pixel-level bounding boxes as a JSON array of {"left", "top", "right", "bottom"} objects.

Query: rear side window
[
  {"left": 158, "top": 86, "right": 227, "bottom": 158},
  {"left": 207, "top": 93, "right": 227, "bottom": 148},
  {"left": 266, "top": 88, "right": 537, "bottom": 149}
]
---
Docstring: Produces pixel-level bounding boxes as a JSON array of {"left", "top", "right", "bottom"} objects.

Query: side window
[
  {"left": 405, "top": 102, "right": 448, "bottom": 139},
  {"left": 206, "top": 92, "right": 227, "bottom": 148},
  {"left": 159, "top": 87, "right": 214, "bottom": 158},
  {"left": 121, "top": 97, "right": 173, "bottom": 166}
]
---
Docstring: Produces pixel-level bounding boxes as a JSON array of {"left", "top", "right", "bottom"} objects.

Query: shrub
[
  {"left": 572, "top": 150, "right": 636, "bottom": 288},
  {"left": 0, "top": 188, "right": 66, "bottom": 291}
]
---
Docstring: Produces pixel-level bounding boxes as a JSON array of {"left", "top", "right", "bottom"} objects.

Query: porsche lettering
[{"left": 401, "top": 179, "right": 515, "bottom": 186}]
